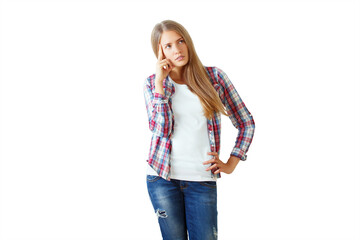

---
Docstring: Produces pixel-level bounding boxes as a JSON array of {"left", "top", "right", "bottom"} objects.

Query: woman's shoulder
[
  {"left": 204, "top": 66, "right": 227, "bottom": 78},
  {"left": 204, "top": 66, "right": 217, "bottom": 74},
  {"left": 204, "top": 66, "right": 224, "bottom": 84},
  {"left": 204, "top": 65, "right": 227, "bottom": 75},
  {"left": 203, "top": 66, "right": 233, "bottom": 92}
]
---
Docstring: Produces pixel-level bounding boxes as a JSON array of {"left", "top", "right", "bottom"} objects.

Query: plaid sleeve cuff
[
  {"left": 230, "top": 148, "right": 247, "bottom": 161},
  {"left": 153, "top": 92, "right": 168, "bottom": 105}
]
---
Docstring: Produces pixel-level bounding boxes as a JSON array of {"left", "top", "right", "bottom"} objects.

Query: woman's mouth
[{"left": 176, "top": 56, "right": 184, "bottom": 61}]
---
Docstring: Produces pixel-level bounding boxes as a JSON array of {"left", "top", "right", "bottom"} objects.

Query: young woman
[{"left": 143, "top": 19, "right": 255, "bottom": 240}]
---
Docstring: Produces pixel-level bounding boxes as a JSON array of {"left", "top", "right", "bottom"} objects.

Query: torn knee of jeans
[
  {"left": 155, "top": 208, "right": 168, "bottom": 218},
  {"left": 213, "top": 226, "right": 218, "bottom": 238}
]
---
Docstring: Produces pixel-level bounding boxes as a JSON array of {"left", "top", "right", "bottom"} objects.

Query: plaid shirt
[{"left": 143, "top": 66, "right": 255, "bottom": 181}]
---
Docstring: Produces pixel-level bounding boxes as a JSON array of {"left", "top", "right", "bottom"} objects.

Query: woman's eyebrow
[{"left": 163, "top": 37, "right": 183, "bottom": 46}]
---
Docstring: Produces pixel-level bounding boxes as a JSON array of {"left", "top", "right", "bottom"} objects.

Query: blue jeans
[{"left": 146, "top": 174, "right": 218, "bottom": 240}]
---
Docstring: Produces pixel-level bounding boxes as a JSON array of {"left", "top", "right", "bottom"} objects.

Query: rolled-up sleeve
[
  {"left": 143, "top": 77, "right": 173, "bottom": 138},
  {"left": 215, "top": 67, "right": 255, "bottom": 160}
]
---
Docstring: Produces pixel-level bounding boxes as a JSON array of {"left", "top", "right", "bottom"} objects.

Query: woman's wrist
[
  {"left": 226, "top": 156, "right": 241, "bottom": 173},
  {"left": 154, "top": 80, "right": 164, "bottom": 95}
]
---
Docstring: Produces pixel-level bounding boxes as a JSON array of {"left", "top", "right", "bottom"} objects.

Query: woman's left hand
[{"left": 203, "top": 152, "right": 236, "bottom": 174}]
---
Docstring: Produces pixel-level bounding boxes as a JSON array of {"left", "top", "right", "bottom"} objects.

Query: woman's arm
[
  {"left": 143, "top": 76, "right": 173, "bottom": 138},
  {"left": 215, "top": 67, "right": 256, "bottom": 161}
]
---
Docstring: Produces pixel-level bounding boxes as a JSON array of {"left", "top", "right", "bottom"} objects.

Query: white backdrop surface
[{"left": 1, "top": 0, "right": 359, "bottom": 239}]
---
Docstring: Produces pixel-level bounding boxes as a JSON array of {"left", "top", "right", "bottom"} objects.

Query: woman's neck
[{"left": 170, "top": 67, "right": 184, "bottom": 82}]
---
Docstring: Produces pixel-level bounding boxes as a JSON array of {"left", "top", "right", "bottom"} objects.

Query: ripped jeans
[{"left": 146, "top": 174, "right": 218, "bottom": 240}]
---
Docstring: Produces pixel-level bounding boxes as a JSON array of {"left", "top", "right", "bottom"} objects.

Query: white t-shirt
[{"left": 146, "top": 75, "right": 216, "bottom": 181}]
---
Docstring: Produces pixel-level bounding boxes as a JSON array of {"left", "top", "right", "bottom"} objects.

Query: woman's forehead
[{"left": 161, "top": 31, "right": 182, "bottom": 44}]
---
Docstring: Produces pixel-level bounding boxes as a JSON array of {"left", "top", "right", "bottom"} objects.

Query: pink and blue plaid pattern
[{"left": 144, "top": 66, "right": 255, "bottom": 181}]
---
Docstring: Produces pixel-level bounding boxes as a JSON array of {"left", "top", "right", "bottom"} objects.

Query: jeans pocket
[
  {"left": 146, "top": 174, "right": 161, "bottom": 182},
  {"left": 199, "top": 181, "right": 217, "bottom": 188}
]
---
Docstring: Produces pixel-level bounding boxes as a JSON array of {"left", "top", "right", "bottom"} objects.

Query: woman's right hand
[{"left": 155, "top": 43, "right": 174, "bottom": 83}]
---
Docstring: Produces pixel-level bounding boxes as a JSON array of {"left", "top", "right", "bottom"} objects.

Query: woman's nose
[{"left": 173, "top": 45, "right": 181, "bottom": 54}]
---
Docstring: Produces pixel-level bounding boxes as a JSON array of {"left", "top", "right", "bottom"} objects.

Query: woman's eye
[{"left": 165, "top": 40, "right": 184, "bottom": 49}]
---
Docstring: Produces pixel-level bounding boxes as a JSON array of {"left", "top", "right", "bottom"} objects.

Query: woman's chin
[{"left": 175, "top": 61, "right": 189, "bottom": 68}]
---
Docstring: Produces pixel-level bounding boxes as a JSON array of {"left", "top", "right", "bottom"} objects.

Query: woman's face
[{"left": 159, "top": 30, "right": 189, "bottom": 69}]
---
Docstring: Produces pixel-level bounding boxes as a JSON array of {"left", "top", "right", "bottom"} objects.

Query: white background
[{"left": 1, "top": 0, "right": 359, "bottom": 239}]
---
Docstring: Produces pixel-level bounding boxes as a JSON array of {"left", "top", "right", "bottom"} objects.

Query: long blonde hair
[{"left": 150, "top": 19, "right": 229, "bottom": 120}]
